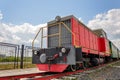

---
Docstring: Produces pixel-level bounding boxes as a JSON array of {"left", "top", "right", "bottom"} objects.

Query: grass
[
  {"left": 0, "top": 63, "right": 36, "bottom": 70},
  {"left": 23, "top": 57, "right": 32, "bottom": 62},
  {"left": 0, "top": 64, "right": 14, "bottom": 70},
  {"left": 0, "top": 56, "right": 20, "bottom": 62},
  {"left": 0, "top": 56, "right": 33, "bottom": 62},
  {"left": 23, "top": 63, "right": 36, "bottom": 68},
  {"left": 0, "top": 57, "right": 36, "bottom": 70}
]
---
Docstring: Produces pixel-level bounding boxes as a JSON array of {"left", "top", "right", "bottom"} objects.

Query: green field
[
  {"left": 0, "top": 56, "right": 32, "bottom": 62},
  {"left": 0, "top": 57, "right": 36, "bottom": 70},
  {"left": 0, "top": 63, "right": 36, "bottom": 70}
]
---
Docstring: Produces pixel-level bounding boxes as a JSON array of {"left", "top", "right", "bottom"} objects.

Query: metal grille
[
  {"left": 61, "top": 20, "right": 71, "bottom": 47},
  {"left": 48, "top": 19, "right": 71, "bottom": 48}
]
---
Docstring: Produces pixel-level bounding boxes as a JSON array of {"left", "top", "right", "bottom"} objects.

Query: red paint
[
  {"left": 36, "top": 64, "right": 68, "bottom": 72},
  {"left": 71, "top": 17, "right": 110, "bottom": 57},
  {"left": 71, "top": 18, "right": 80, "bottom": 46},
  {"left": 64, "top": 56, "right": 67, "bottom": 62},
  {"left": 53, "top": 54, "right": 59, "bottom": 59},
  {"left": 98, "top": 38, "right": 110, "bottom": 56},
  {"left": 71, "top": 17, "right": 99, "bottom": 55},
  {"left": 99, "top": 52, "right": 105, "bottom": 56}
]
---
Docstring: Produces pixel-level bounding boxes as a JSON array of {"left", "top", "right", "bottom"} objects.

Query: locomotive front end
[
  {"left": 33, "top": 47, "right": 77, "bottom": 72},
  {"left": 32, "top": 15, "right": 80, "bottom": 72}
]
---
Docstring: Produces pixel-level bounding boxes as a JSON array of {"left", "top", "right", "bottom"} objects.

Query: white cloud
[
  {"left": 28, "top": 39, "right": 39, "bottom": 44},
  {"left": 12, "top": 35, "right": 21, "bottom": 41},
  {"left": 0, "top": 11, "right": 47, "bottom": 47},
  {"left": 87, "top": 9, "right": 120, "bottom": 49},
  {"left": 0, "top": 22, "right": 47, "bottom": 46},
  {"left": 0, "top": 11, "right": 3, "bottom": 20},
  {"left": 78, "top": 17, "right": 84, "bottom": 23},
  {"left": 6, "top": 23, "right": 47, "bottom": 34},
  {"left": 0, "top": 37, "right": 5, "bottom": 42}
]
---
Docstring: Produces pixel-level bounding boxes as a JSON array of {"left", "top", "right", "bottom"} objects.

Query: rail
[
  {"left": 1, "top": 60, "right": 119, "bottom": 80},
  {"left": 0, "top": 72, "right": 46, "bottom": 80}
]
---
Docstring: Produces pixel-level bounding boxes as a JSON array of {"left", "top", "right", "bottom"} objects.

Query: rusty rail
[{"left": 0, "top": 60, "right": 119, "bottom": 80}]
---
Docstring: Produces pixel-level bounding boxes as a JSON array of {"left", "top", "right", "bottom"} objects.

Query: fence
[
  {"left": 0, "top": 42, "right": 36, "bottom": 70},
  {"left": 20, "top": 45, "right": 36, "bottom": 69},
  {"left": 0, "top": 42, "right": 19, "bottom": 70}
]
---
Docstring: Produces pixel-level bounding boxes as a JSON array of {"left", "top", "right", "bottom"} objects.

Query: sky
[{"left": 0, "top": 0, "right": 120, "bottom": 49}]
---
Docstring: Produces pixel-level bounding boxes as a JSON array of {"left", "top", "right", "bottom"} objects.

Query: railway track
[{"left": 0, "top": 60, "right": 119, "bottom": 80}]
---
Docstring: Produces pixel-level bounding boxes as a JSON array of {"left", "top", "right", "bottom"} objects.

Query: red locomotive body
[
  {"left": 71, "top": 18, "right": 99, "bottom": 55},
  {"left": 32, "top": 15, "right": 116, "bottom": 72},
  {"left": 98, "top": 38, "right": 110, "bottom": 56},
  {"left": 36, "top": 64, "right": 68, "bottom": 72}
]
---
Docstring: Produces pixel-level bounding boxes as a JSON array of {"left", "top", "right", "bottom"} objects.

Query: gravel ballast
[
  {"left": 88, "top": 61, "right": 120, "bottom": 80},
  {"left": 58, "top": 61, "right": 120, "bottom": 80}
]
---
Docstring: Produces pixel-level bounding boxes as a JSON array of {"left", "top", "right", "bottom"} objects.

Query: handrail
[
  {"left": 32, "top": 21, "right": 76, "bottom": 50},
  {"left": 42, "top": 33, "right": 59, "bottom": 38},
  {"left": 32, "top": 28, "right": 42, "bottom": 50},
  {"left": 60, "top": 22, "right": 76, "bottom": 46}
]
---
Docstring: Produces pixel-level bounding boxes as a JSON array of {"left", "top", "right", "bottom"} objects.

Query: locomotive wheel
[
  {"left": 80, "top": 61, "right": 88, "bottom": 69},
  {"left": 76, "top": 63, "right": 80, "bottom": 70},
  {"left": 70, "top": 65, "right": 76, "bottom": 71},
  {"left": 81, "top": 62, "right": 86, "bottom": 69},
  {"left": 83, "top": 61, "right": 89, "bottom": 68}
]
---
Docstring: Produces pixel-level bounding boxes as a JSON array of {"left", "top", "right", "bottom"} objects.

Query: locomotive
[{"left": 32, "top": 15, "right": 120, "bottom": 72}]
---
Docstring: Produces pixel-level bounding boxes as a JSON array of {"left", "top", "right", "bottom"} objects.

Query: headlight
[
  {"left": 34, "top": 51, "right": 37, "bottom": 55},
  {"left": 61, "top": 48, "right": 66, "bottom": 53},
  {"left": 39, "top": 53, "right": 46, "bottom": 63}
]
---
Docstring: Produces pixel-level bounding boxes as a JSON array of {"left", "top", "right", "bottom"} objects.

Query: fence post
[
  {"left": 20, "top": 44, "right": 24, "bottom": 69},
  {"left": 14, "top": 47, "right": 17, "bottom": 69}
]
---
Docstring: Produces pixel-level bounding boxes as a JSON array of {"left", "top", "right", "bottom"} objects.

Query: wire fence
[
  {"left": 22, "top": 45, "right": 36, "bottom": 69},
  {"left": 0, "top": 42, "right": 36, "bottom": 70}
]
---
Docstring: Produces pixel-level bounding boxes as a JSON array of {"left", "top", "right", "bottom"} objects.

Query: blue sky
[
  {"left": 0, "top": 0, "right": 120, "bottom": 25},
  {"left": 0, "top": 0, "right": 120, "bottom": 49}
]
